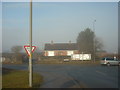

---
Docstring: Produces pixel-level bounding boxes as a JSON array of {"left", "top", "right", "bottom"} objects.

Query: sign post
[
  {"left": 24, "top": 45, "right": 36, "bottom": 87},
  {"left": 29, "top": 0, "right": 32, "bottom": 87}
]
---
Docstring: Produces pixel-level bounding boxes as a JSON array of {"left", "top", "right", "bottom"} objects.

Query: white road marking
[{"left": 96, "top": 70, "right": 107, "bottom": 76}]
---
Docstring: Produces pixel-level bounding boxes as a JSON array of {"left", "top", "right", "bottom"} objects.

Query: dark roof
[{"left": 44, "top": 43, "right": 78, "bottom": 50}]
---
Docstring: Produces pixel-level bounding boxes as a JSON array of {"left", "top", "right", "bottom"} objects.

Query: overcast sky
[{"left": 2, "top": 2, "right": 118, "bottom": 53}]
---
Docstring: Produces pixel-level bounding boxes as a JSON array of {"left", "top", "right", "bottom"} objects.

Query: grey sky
[{"left": 2, "top": 2, "right": 118, "bottom": 53}]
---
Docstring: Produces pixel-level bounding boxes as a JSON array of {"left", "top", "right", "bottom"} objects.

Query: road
[{"left": 3, "top": 64, "right": 118, "bottom": 88}]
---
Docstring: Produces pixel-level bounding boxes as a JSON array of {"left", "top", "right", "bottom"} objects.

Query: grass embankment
[
  {"left": 38, "top": 59, "right": 100, "bottom": 65},
  {"left": 2, "top": 68, "right": 43, "bottom": 88},
  {"left": 62, "top": 60, "right": 100, "bottom": 65},
  {"left": 38, "top": 56, "right": 100, "bottom": 65}
]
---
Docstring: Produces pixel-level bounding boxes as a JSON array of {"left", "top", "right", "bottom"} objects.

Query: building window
[
  {"left": 48, "top": 51, "right": 54, "bottom": 56},
  {"left": 67, "top": 51, "right": 73, "bottom": 56}
]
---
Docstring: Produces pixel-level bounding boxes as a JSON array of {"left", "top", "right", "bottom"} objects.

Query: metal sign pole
[{"left": 29, "top": 0, "right": 33, "bottom": 87}]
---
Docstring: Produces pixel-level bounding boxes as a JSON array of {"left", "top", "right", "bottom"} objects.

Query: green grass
[{"left": 2, "top": 70, "right": 43, "bottom": 88}]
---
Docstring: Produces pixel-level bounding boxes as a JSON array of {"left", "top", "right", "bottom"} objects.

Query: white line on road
[{"left": 96, "top": 70, "right": 107, "bottom": 76}]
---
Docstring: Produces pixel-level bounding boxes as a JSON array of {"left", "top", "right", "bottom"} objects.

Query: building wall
[{"left": 44, "top": 50, "right": 79, "bottom": 56}]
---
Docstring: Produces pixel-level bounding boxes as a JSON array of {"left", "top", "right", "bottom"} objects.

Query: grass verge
[
  {"left": 2, "top": 68, "right": 43, "bottom": 88},
  {"left": 37, "top": 60, "right": 100, "bottom": 65}
]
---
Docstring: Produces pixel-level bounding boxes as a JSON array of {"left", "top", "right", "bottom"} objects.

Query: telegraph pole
[
  {"left": 29, "top": 0, "right": 33, "bottom": 87},
  {"left": 93, "top": 20, "right": 96, "bottom": 62}
]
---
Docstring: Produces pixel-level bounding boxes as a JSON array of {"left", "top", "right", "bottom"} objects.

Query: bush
[{"left": 40, "top": 56, "right": 71, "bottom": 60}]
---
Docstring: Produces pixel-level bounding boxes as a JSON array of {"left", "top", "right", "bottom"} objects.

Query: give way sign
[{"left": 24, "top": 45, "right": 36, "bottom": 56}]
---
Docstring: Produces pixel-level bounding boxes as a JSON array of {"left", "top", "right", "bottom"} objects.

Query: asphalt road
[{"left": 3, "top": 64, "right": 118, "bottom": 88}]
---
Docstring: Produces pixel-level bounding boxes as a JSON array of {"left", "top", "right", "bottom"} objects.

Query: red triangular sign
[{"left": 24, "top": 45, "right": 36, "bottom": 56}]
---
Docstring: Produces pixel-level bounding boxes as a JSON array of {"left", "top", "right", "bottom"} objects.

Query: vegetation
[
  {"left": 37, "top": 56, "right": 100, "bottom": 65},
  {"left": 11, "top": 46, "right": 23, "bottom": 63},
  {"left": 11, "top": 46, "right": 22, "bottom": 54},
  {"left": 40, "top": 56, "right": 71, "bottom": 60},
  {"left": 2, "top": 69, "right": 43, "bottom": 88},
  {"left": 2, "top": 53, "right": 26, "bottom": 64},
  {"left": 77, "top": 28, "right": 103, "bottom": 60},
  {"left": 38, "top": 60, "right": 100, "bottom": 65}
]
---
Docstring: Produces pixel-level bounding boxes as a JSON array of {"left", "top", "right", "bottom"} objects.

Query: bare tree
[
  {"left": 95, "top": 37, "right": 104, "bottom": 52},
  {"left": 11, "top": 46, "right": 22, "bottom": 54},
  {"left": 11, "top": 46, "right": 23, "bottom": 63}
]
